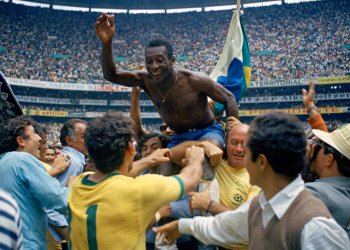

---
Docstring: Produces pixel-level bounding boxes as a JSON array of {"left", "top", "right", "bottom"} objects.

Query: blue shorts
[{"left": 167, "top": 122, "right": 225, "bottom": 148}]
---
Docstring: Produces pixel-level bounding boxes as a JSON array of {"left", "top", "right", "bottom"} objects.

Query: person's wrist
[
  {"left": 206, "top": 200, "right": 213, "bottom": 214},
  {"left": 306, "top": 105, "right": 319, "bottom": 114}
]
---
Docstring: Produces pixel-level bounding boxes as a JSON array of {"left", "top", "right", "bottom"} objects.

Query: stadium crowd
[{"left": 0, "top": 0, "right": 349, "bottom": 84}]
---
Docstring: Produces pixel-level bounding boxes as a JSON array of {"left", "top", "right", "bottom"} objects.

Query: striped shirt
[{"left": 0, "top": 189, "right": 23, "bottom": 250}]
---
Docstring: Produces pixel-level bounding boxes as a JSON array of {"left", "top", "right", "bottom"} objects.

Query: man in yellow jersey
[
  {"left": 68, "top": 111, "right": 204, "bottom": 250},
  {"left": 189, "top": 124, "right": 260, "bottom": 250}
]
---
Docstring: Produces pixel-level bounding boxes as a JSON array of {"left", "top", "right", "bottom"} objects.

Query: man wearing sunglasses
[{"left": 306, "top": 124, "right": 350, "bottom": 238}]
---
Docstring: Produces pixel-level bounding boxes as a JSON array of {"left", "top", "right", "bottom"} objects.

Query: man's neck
[{"left": 262, "top": 174, "right": 295, "bottom": 200}]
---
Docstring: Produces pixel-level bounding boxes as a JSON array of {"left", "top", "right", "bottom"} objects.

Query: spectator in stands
[
  {"left": 306, "top": 124, "right": 350, "bottom": 238},
  {"left": 68, "top": 111, "right": 204, "bottom": 249},
  {"left": 153, "top": 112, "right": 350, "bottom": 249},
  {"left": 0, "top": 116, "right": 69, "bottom": 250}
]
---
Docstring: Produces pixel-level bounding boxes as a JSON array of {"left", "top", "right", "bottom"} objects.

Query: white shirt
[{"left": 179, "top": 176, "right": 350, "bottom": 249}]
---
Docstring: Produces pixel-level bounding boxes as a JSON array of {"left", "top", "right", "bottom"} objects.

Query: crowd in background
[{"left": 0, "top": 0, "right": 349, "bottom": 84}]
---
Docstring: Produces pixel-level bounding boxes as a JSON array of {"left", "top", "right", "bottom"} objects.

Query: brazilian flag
[{"left": 209, "top": 10, "right": 251, "bottom": 115}]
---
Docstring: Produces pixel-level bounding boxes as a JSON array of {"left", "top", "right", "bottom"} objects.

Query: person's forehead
[
  {"left": 45, "top": 148, "right": 55, "bottom": 153},
  {"left": 228, "top": 124, "right": 249, "bottom": 139},
  {"left": 145, "top": 46, "right": 168, "bottom": 57}
]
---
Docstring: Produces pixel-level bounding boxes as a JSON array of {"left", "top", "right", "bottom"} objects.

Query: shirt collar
[
  {"left": 62, "top": 146, "right": 85, "bottom": 164},
  {"left": 259, "top": 175, "right": 304, "bottom": 219}
]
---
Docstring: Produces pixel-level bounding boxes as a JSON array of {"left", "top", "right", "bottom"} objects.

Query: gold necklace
[{"left": 156, "top": 72, "right": 178, "bottom": 103}]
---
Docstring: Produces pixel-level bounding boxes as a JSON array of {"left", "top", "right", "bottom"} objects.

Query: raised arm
[
  {"left": 302, "top": 78, "right": 327, "bottom": 131},
  {"left": 95, "top": 13, "right": 144, "bottom": 87},
  {"left": 192, "top": 73, "right": 239, "bottom": 119},
  {"left": 130, "top": 87, "right": 149, "bottom": 142}
]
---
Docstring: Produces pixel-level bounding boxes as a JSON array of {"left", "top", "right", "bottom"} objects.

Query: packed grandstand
[{"left": 0, "top": 0, "right": 349, "bottom": 144}]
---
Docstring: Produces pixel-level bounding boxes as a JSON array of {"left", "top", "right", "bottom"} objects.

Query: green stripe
[
  {"left": 68, "top": 205, "right": 72, "bottom": 250},
  {"left": 240, "top": 15, "right": 251, "bottom": 97},
  {"left": 171, "top": 175, "right": 185, "bottom": 200},
  {"left": 86, "top": 205, "right": 98, "bottom": 250},
  {"left": 82, "top": 172, "right": 120, "bottom": 186}
]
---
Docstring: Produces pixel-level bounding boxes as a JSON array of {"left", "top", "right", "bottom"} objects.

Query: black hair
[
  {"left": 247, "top": 112, "right": 307, "bottom": 177},
  {"left": 0, "top": 116, "right": 38, "bottom": 154},
  {"left": 60, "top": 118, "right": 87, "bottom": 146},
  {"left": 146, "top": 39, "right": 174, "bottom": 59},
  {"left": 139, "top": 132, "right": 168, "bottom": 150},
  {"left": 321, "top": 141, "right": 350, "bottom": 177},
  {"left": 84, "top": 112, "right": 133, "bottom": 174}
]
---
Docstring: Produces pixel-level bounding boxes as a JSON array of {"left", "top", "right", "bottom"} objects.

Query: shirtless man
[{"left": 95, "top": 13, "right": 238, "bottom": 177}]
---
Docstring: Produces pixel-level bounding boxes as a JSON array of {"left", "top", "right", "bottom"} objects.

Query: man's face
[
  {"left": 227, "top": 124, "right": 249, "bottom": 168},
  {"left": 39, "top": 133, "right": 48, "bottom": 161},
  {"left": 20, "top": 125, "right": 42, "bottom": 159},
  {"left": 141, "top": 136, "right": 163, "bottom": 158},
  {"left": 70, "top": 122, "right": 87, "bottom": 154},
  {"left": 160, "top": 124, "right": 174, "bottom": 140},
  {"left": 243, "top": 145, "right": 260, "bottom": 186},
  {"left": 145, "top": 46, "right": 174, "bottom": 82},
  {"left": 44, "top": 148, "right": 55, "bottom": 165}
]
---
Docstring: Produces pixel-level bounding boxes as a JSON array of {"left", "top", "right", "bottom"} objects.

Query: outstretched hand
[
  {"left": 189, "top": 182, "right": 211, "bottom": 212},
  {"left": 201, "top": 141, "right": 223, "bottom": 167},
  {"left": 302, "top": 78, "right": 316, "bottom": 109},
  {"left": 181, "top": 146, "right": 205, "bottom": 166},
  {"left": 146, "top": 148, "right": 172, "bottom": 167},
  {"left": 95, "top": 13, "right": 115, "bottom": 44},
  {"left": 153, "top": 220, "right": 181, "bottom": 245}
]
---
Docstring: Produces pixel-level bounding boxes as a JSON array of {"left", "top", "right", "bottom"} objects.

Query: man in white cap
[{"left": 307, "top": 124, "right": 350, "bottom": 238}]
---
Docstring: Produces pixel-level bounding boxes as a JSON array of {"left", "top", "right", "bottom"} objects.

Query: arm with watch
[{"left": 302, "top": 78, "right": 328, "bottom": 132}]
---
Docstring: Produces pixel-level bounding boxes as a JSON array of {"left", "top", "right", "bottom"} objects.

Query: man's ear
[
  {"left": 258, "top": 154, "right": 269, "bottom": 171},
  {"left": 65, "top": 136, "right": 73, "bottom": 147},
  {"left": 126, "top": 141, "right": 136, "bottom": 156},
  {"left": 325, "top": 153, "right": 334, "bottom": 169},
  {"left": 16, "top": 136, "right": 25, "bottom": 148}
]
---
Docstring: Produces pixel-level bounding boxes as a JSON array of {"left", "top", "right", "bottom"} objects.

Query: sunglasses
[{"left": 159, "top": 124, "right": 168, "bottom": 132}]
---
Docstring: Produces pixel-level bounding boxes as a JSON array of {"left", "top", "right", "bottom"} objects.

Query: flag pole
[{"left": 237, "top": 0, "right": 241, "bottom": 13}]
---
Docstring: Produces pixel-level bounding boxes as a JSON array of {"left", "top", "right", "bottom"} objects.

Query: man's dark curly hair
[
  {"left": 0, "top": 116, "right": 38, "bottom": 154},
  {"left": 246, "top": 112, "right": 307, "bottom": 178},
  {"left": 146, "top": 38, "right": 174, "bottom": 59},
  {"left": 84, "top": 112, "right": 133, "bottom": 174}
]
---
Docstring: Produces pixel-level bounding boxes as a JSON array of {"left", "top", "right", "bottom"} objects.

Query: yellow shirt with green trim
[
  {"left": 214, "top": 160, "right": 260, "bottom": 250},
  {"left": 215, "top": 160, "right": 260, "bottom": 209},
  {"left": 68, "top": 172, "right": 184, "bottom": 250}
]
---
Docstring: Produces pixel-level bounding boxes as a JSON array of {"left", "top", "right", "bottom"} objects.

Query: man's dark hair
[
  {"left": 247, "top": 112, "right": 307, "bottom": 177},
  {"left": 321, "top": 142, "right": 350, "bottom": 177},
  {"left": 146, "top": 39, "right": 174, "bottom": 59},
  {"left": 84, "top": 112, "right": 133, "bottom": 174},
  {"left": 60, "top": 119, "right": 87, "bottom": 146},
  {"left": 138, "top": 132, "right": 169, "bottom": 153},
  {"left": 0, "top": 116, "right": 38, "bottom": 154}
]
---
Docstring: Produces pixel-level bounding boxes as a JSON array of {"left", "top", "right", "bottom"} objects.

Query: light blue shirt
[
  {"left": 0, "top": 152, "right": 69, "bottom": 250},
  {"left": 47, "top": 146, "right": 85, "bottom": 242}
]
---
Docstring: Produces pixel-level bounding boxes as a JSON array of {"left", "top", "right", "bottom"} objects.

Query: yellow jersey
[{"left": 68, "top": 172, "right": 184, "bottom": 250}]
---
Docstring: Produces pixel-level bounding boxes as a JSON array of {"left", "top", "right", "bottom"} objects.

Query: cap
[{"left": 312, "top": 124, "right": 350, "bottom": 160}]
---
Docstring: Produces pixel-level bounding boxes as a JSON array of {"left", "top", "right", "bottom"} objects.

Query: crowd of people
[
  {"left": 0, "top": 0, "right": 349, "bottom": 84},
  {"left": 0, "top": 1, "right": 349, "bottom": 249}
]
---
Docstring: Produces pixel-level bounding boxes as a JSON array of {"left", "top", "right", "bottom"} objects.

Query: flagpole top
[{"left": 236, "top": 0, "right": 241, "bottom": 13}]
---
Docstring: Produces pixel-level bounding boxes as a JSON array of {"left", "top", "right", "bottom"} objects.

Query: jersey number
[{"left": 86, "top": 204, "right": 98, "bottom": 250}]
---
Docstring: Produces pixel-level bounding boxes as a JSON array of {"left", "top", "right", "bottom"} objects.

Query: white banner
[
  {"left": 16, "top": 95, "right": 71, "bottom": 105},
  {"left": 79, "top": 99, "right": 108, "bottom": 106},
  {"left": 240, "top": 92, "right": 350, "bottom": 103}
]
